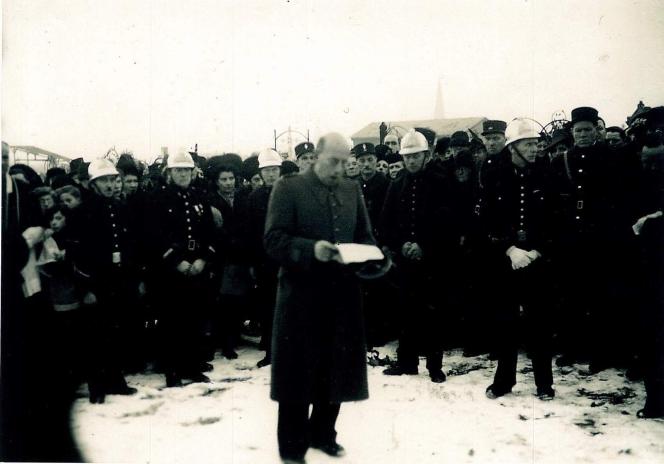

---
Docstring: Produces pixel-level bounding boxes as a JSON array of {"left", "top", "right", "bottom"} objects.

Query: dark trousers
[
  {"left": 217, "top": 294, "right": 248, "bottom": 352},
  {"left": 86, "top": 296, "right": 134, "bottom": 395},
  {"left": 255, "top": 265, "right": 278, "bottom": 356},
  {"left": 395, "top": 263, "right": 443, "bottom": 372},
  {"left": 158, "top": 272, "right": 212, "bottom": 376},
  {"left": 1, "top": 292, "right": 83, "bottom": 462},
  {"left": 637, "top": 218, "right": 664, "bottom": 414},
  {"left": 277, "top": 402, "right": 340, "bottom": 460},
  {"left": 463, "top": 245, "right": 501, "bottom": 353},
  {"left": 492, "top": 259, "right": 553, "bottom": 391},
  {"left": 361, "top": 278, "right": 394, "bottom": 349},
  {"left": 556, "top": 237, "right": 632, "bottom": 368}
]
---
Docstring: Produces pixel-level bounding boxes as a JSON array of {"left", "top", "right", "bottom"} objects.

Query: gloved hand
[
  {"left": 401, "top": 242, "right": 413, "bottom": 258},
  {"left": 525, "top": 250, "right": 541, "bottom": 261},
  {"left": 314, "top": 240, "right": 340, "bottom": 262},
  {"left": 632, "top": 211, "right": 663, "bottom": 235},
  {"left": 83, "top": 292, "right": 97, "bottom": 305},
  {"left": 506, "top": 246, "right": 532, "bottom": 270},
  {"left": 176, "top": 260, "right": 192, "bottom": 274},
  {"left": 409, "top": 243, "right": 423, "bottom": 260},
  {"left": 189, "top": 259, "right": 206, "bottom": 276}
]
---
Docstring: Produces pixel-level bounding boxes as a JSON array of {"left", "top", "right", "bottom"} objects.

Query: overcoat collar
[{"left": 303, "top": 168, "right": 343, "bottom": 209}]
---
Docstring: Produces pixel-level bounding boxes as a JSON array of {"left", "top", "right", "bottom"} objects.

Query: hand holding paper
[{"left": 335, "top": 243, "right": 384, "bottom": 264}]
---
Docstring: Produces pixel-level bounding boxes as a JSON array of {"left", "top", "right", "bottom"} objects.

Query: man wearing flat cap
[
  {"left": 294, "top": 141, "right": 317, "bottom": 174},
  {"left": 265, "top": 133, "right": 374, "bottom": 463}
]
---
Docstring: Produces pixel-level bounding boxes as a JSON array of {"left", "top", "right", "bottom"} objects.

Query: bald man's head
[
  {"left": 316, "top": 132, "right": 352, "bottom": 160},
  {"left": 314, "top": 132, "right": 351, "bottom": 186}
]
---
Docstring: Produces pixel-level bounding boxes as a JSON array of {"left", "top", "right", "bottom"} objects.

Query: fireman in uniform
[
  {"left": 482, "top": 118, "right": 556, "bottom": 400},
  {"left": 380, "top": 130, "right": 459, "bottom": 383},
  {"left": 248, "top": 149, "right": 283, "bottom": 368},
  {"left": 147, "top": 152, "right": 217, "bottom": 387},
  {"left": 73, "top": 159, "right": 140, "bottom": 403}
]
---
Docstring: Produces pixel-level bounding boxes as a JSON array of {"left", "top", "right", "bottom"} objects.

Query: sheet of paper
[{"left": 336, "top": 243, "right": 384, "bottom": 264}]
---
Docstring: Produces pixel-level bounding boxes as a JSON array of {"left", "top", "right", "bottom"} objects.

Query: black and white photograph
[{"left": 2, "top": 1, "right": 664, "bottom": 463}]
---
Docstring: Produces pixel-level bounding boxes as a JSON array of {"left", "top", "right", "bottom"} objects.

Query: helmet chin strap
[{"left": 510, "top": 144, "right": 531, "bottom": 168}]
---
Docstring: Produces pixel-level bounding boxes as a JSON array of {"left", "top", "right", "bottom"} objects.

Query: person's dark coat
[
  {"left": 147, "top": 183, "right": 217, "bottom": 271},
  {"left": 72, "top": 192, "right": 140, "bottom": 299},
  {"left": 637, "top": 215, "right": 664, "bottom": 416},
  {"left": 549, "top": 143, "right": 618, "bottom": 246},
  {"left": 379, "top": 164, "right": 459, "bottom": 274},
  {"left": 207, "top": 187, "right": 249, "bottom": 267},
  {"left": 481, "top": 153, "right": 556, "bottom": 258},
  {"left": 246, "top": 184, "right": 274, "bottom": 266},
  {"left": 264, "top": 169, "right": 375, "bottom": 404},
  {"left": 358, "top": 172, "right": 389, "bottom": 239}
]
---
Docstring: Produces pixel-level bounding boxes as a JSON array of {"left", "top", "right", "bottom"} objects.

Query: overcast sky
[{"left": 3, "top": 0, "right": 664, "bottom": 161}]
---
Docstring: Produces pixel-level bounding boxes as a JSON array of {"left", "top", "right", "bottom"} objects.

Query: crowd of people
[{"left": 1, "top": 103, "right": 663, "bottom": 462}]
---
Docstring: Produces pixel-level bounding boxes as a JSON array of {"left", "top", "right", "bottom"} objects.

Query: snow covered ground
[{"left": 73, "top": 342, "right": 664, "bottom": 464}]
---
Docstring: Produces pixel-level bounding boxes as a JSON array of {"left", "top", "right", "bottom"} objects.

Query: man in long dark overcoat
[{"left": 264, "top": 132, "right": 375, "bottom": 464}]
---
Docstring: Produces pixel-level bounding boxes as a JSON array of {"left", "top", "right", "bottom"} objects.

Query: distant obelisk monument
[{"left": 434, "top": 77, "right": 445, "bottom": 119}]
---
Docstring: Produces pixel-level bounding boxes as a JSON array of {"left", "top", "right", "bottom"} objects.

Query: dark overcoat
[
  {"left": 358, "top": 172, "right": 390, "bottom": 239},
  {"left": 264, "top": 169, "right": 374, "bottom": 404}
]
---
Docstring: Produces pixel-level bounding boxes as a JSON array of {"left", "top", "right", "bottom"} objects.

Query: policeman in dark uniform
[
  {"left": 479, "top": 120, "right": 507, "bottom": 189},
  {"left": 353, "top": 142, "right": 391, "bottom": 348},
  {"left": 550, "top": 107, "right": 622, "bottom": 372},
  {"left": 380, "top": 130, "right": 459, "bottom": 383},
  {"left": 147, "top": 152, "right": 217, "bottom": 387},
  {"left": 354, "top": 143, "right": 390, "bottom": 236},
  {"left": 73, "top": 159, "right": 140, "bottom": 403},
  {"left": 294, "top": 141, "right": 317, "bottom": 174},
  {"left": 482, "top": 118, "right": 556, "bottom": 400}
]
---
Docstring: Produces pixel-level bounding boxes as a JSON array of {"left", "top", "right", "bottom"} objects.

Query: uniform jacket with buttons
[
  {"left": 481, "top": 152, "right": 556, "bottom": 256},
  {"left": 358, "top": 172, "right": 390, "bottom": 240},
  {"left": 379, "top": 165, "right": 459, "bottom": 268},
  {"left": 147, "top": 183, "right": 217, "bottom": 270},
  {"left": 72, "top": 192, "right": 139, "bottom": 297},
  {"left": 549, "top": 143, "right": 617, "bottom": 245}
]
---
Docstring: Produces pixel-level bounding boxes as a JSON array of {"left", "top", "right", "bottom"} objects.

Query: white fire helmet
[
  {"left": 505, "top": 118, "right": 541, "bottom": 146},
  {"left": 167, "top": 151, "right": 195, "bottom": 169},
  {"left": 88, "top": 159, "right": 119, "bottom": 181},
  {"left": 399, "top": 129, "right": 429, "bottom": 155},
  {"left": 258, "top": 148, "right": 283, "bottom": 169}
]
